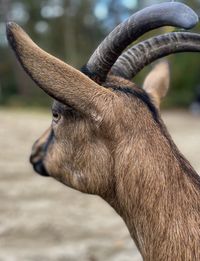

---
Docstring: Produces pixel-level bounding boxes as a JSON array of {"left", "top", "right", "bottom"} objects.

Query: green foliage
[{"left": 0, "top": 0, "right": 200, "bottom": 108}]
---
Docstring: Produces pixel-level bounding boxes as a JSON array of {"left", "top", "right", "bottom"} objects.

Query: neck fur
[{"left": 107, "top": 115, "right": 200, "bottom": 261}]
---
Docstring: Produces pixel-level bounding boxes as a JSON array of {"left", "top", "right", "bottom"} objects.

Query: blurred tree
[{"left": 0, "top": 0, "right": 200, "bottom": 107}]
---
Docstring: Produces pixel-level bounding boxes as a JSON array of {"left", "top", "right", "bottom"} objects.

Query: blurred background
[
  {"left": 1, "top": 0, "right": 200, "bottom": 108},
  {"left": 0, "top": 0, "right": 200, "bottom": 261}
]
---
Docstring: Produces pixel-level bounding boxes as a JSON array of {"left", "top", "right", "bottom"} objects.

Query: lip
[{"left": 32, "top": 160, "right": 50, "bottom": 177}]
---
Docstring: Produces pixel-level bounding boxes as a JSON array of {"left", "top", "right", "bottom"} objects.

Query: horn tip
[
  {"left": 177, "top": 3, "right": 199, "bottom": 29},
  {"left": 159, "top": 2, "right": 199, "bottom": 29},
  {"left": 184, "top": 13, "right": 199, "bottom": 29}
]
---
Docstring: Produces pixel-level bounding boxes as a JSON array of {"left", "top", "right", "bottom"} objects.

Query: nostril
[
  {"left": 29, "top": 150, "right": 49, "bottom": 177},
  {"left": 30, "top": 149, "right": 43, "bottom": 165},
  {"left": 30, "top": 143, "right": 45, "bottom": 165},
  {"left": 30, "top": 151, "right": 45, "bottom": 165}
]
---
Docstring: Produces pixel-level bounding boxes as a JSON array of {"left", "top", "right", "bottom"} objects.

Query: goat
[{"left": 6, "top": 2, "right": 200, "bottom": 261}]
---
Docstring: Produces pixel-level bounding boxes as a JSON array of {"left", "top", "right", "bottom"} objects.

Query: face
[
  {"left": 30, "top": 100, "right": 114, "bottom": 196},
  {"left": 7, "top": 20, "right": 173, "bottom": 200}
]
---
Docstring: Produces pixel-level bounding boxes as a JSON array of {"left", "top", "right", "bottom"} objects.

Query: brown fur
[
  {"left": 7, "top": 23, "right": 200, "bottom": 261},
  {"left": 6, "top": 22, "right": 115, "bottom": 118},
  {"left": 30, "top": 74, "right": 200, "bottom": 261}
]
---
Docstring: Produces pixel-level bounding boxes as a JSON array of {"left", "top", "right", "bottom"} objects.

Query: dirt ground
[{"left": 0, "top": 109, "right": 200, "bottom": 261}]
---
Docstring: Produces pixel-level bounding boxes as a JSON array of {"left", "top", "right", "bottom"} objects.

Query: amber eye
[{"left": 52, "top": 111, "right": 61, "bottom": 123}]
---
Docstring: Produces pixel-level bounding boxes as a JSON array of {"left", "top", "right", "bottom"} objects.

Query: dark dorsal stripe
[
  {"left": 111, "top": 86, "right": 200, "bottom": 189},
  {"left": 112, "top": 86, "right": 160, "bottom": 124}
]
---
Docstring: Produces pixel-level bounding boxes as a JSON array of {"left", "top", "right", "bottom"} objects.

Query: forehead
[{"left": 52, "top": 83, "right": 159, "bottom": 123}]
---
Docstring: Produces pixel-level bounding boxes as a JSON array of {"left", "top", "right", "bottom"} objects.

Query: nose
[
  {"left": 30, "top": 128, "right": 52, "bottom": 177},
  {"left": 30, "top": 140, "right": 44, "bottom": 164},
  {"left": 30, "top": 140, "right": 49, "bottom": 177}
]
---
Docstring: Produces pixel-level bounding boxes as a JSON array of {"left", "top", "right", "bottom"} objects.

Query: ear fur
[
  {"left": 143, "top": 61, "right": 170, "bottom": 109},
  {"left": 6, "top": 22, "right": 115, "bottom": 118}
]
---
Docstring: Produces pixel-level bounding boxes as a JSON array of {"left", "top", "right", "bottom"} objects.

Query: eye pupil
[
  {"left": 53, "top": 112, "right": 59, "bottom": 118},
  {"left": 52, "top": 111, "right": 60, "bottom": 122}
]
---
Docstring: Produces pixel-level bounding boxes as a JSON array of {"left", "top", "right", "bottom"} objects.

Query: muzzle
[
  {"left": 29, "top": 128, "right": 53, "bottom": 177},
  {"left": 30, "top": 141, "right": 49, "bottom": 177}
]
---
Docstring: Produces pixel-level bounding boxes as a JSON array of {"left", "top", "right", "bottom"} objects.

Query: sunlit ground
[{"left": 0, "top": 109, "right": 200, "bottom": 261}]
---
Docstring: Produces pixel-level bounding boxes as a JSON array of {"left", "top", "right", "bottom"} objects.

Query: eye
[{"left": 52, "top": 111, "right": 61, "bottom": 123}]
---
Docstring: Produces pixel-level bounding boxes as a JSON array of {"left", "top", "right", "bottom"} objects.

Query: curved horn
[
  {"left": 6, "top": 22, "right": 114, "bottom": 116},
  {"left": 84, "top": 2, "right": 198, "bottom": 84},
  {"left": 110, "top": 32, "right": 200, "bottom": 80}
]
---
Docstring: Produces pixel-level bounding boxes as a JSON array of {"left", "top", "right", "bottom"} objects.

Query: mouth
[{"left": 32, "top": 160, "right": 50, "bottom": 177}]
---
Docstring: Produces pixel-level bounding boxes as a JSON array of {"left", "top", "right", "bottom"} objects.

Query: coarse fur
[
  {"left": 30, "top": 73, "right": 200, "bottom": 261},
  {"left": 6, "top": 14, "right": 200, "bottom": 261}
]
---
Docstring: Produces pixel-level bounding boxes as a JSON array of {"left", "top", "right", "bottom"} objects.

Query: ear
[
  {"left": 143, "top": 61, "right": 170, "bottom": 109},
  {"left": 6, "top": 22, "right": 115, "bottom": 119}
]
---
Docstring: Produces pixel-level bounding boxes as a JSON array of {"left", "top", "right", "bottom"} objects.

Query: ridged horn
[
  {"left": 84, "top": 2, "right": 198, "bottom": 84},
  {"left": 110, "top": 32, "right": 200, "bottom": 80},
  {"left": 6, "top": 22, "right": 114, "bottom": 116}
]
